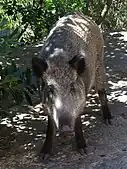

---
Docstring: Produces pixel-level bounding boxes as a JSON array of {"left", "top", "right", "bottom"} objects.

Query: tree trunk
[
  {"left": 85, "top": 0, "right": 90, "bottom": 15},
  {"left": 95, "top": 0, "right": 112, "bottom": 25},
  {"left": 17, "top": 23, "right": 29, "bottom": 41}
]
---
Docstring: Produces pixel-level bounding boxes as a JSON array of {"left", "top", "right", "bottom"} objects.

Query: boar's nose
[{"left": 59, "top": 125, "right": 74, "bottom": 142}]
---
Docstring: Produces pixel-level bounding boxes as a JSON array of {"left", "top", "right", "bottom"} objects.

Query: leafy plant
[
  {"left": 0, "top": 0, "right": 87, "bottom": 44},
  {"left": 0, "top": 60, "right": 55, "bottom": 110},
  {"left": 0, "top": 61, "right": 37, "bottom": 108},
  {"left": 1, "top": 0, "right": 127, "bottom": 45}
]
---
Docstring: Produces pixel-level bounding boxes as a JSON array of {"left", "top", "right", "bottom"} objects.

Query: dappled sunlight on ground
[
  {"left": 104, "top": 31, "right": 127, "bottom": 108},
  {"left": 0, "top": 104, "right": 48, "bottom": 159}
]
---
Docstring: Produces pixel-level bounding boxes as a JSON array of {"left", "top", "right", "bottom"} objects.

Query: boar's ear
[
  {"left": 68, "top": 55, "right": 85, "bottom": 75},
  {"left": 32, "top": 57, "right": 48, "bottom": 78}
]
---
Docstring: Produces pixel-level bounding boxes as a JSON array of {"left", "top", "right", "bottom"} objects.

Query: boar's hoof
[
  {"left": 39, "top": 146, "right": 52, "bottom": 160},
  {"left": 41, "top": 152, "right": 51, "bottom": 160},
  {"left": 76, "top": 139, "right": 87, "bottom": 155},
  {"left": 78, "top": 148, "right": 87, "bottom": 155},
  {"left": 38, "top": 152, "right": 51, "bottom": 161},
  {"left": 104, "top": 115, "right": 114, "bottom": 125},
  {"left": 39, "top": 152, "right": 51, "bottom": 160},
  {"left": 104, "top": 119, "right": 112, "bottom": 125}
]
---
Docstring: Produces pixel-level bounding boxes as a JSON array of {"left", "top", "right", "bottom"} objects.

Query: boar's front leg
[
  {"left": 40, "top": 115, "right": 56, "bottom": 160},
  {"left": 74, "top": 115, "right": 87, "bottom": 154}
]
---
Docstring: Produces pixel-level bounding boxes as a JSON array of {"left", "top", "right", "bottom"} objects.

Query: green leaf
[
  {"left": 7, "top": 9, "right": 14, "bottom": 16},
  {"left": 26, "top": 86, "right": 34, "bottom": 94},
  {"left": 10, "top": 60, "right": 17, "bottom": 72},
  {"left": 25, "top": 68, "right": 31, "bottom": 85},
  {"left": 14, "top": 89, "right": 24, "bottom": 104},
  {"left": 1, "top": 88, "right": 8, "bottom": 100},
  {"left": 30, "top": 84, "right": 37, "bottom": 92},
  {"left": 23, "top": 89, "right": 33, "bottom": 106},
  {"left": 0, "top": 65, "right": 2, "bottom": 75}
]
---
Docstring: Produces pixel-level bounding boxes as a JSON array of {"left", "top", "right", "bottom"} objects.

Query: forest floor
[{"left": 0, "top": 30, "right": 127, "bottom": 169}]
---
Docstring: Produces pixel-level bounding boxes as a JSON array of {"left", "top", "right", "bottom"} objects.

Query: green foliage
[
  {"left": 88, "top": 0, "right": 127, "bottom": 30},
  {"left": 0, "top": 61, "right": 36, "bottom": 109},
  {"left": 107, "top": 1, "right": 127, "bottom": 29},
  {"left": 1, "top": 0, "right": 126, "bottom": 45},
  {"left": 0, "top": 0, "right": 87, "bottom": 44},
  {"left": 0, "top": 59, "right": 56, "bottom": 118},
  {"left": 0, "top": 0, "right": 127, "bottom": 45}
]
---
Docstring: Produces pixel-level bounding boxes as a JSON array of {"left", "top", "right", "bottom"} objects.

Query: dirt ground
[{"left": 0, "top": 30, "right": 127, "bottom": 169}]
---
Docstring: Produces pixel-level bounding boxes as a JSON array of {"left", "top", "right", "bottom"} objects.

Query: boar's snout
[
  {"left": 59, "top": 125, "right": 74, "bottom": 142},
  {"left": 53, "top": 96, "right": 76, "bottom": 140},
  {"left": 58, "top": 113, "right": 75, "bottom": 141}
]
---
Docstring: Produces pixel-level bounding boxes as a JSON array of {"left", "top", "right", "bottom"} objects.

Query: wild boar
[{"left": 32, "top": 12, "right": 112, "bottom": 159}]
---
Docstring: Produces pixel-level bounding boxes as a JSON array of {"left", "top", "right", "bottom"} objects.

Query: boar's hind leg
[
  {"left": 98, "top": 88, "right": 112, "bottom": 125},
  {"left": 40, "top": 115, "right": 56, "bottom": 159},
  {"left": 95, "top": 58, "right": 112, "bottom": 125},
  {"left": 74, "top": 115, "right": 87, "bottom": 154}
]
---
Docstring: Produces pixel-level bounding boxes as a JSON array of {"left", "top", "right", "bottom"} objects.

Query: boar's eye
[{"left": 70, "top": 83, "right": 75, "bottom": 93}]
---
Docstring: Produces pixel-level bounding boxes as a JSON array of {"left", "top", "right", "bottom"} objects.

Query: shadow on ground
[{"left": 0, "top": 30, "right": 127, "bottom": 169}]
